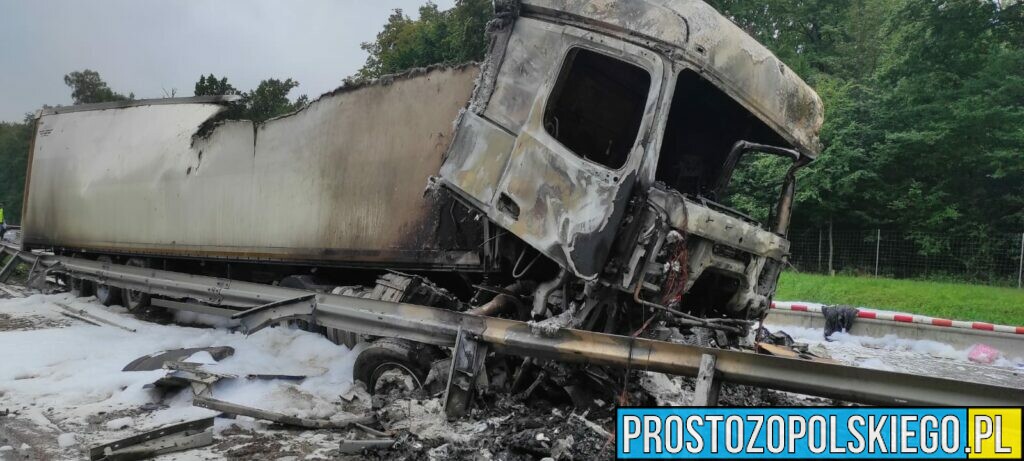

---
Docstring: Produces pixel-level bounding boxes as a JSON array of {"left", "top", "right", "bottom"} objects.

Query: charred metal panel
[
  {"left": 485, "top": 28, "right": 665, "bottom": 279},
  {"left": 23, "top": 66, "right": 485, "bottom": 269},
  {"left": 643, "top": 186, "right": 787, "bottom": 317},
  {"left": 648, "top": 187, "right": 790, "bottom": 260},
  {"left": 438, "top": 112, "right": 516, "bottom": 207},
  {"left": 520, "top": 0, "right": 824, "bottom": 157},
  {"left": 482, "top": 18, "right": 566, "bottom": 133}
]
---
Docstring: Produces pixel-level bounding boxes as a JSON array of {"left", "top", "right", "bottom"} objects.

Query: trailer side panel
[{"left": 23, "top": 65, "right": 484, "bottom": 269}]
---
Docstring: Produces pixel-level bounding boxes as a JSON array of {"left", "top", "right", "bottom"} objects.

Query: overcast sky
[{"left": 0, "top": 0, "right": 455, "bottom": 122}]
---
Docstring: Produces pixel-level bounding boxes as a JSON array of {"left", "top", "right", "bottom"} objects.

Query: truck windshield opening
[
  {"left": 544, "top": 48, "right": 651, "bottom": 170},
  {"left": 656, "top": 70, "right": 787, "bottom": 199}
]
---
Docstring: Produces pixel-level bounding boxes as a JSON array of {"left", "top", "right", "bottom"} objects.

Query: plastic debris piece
[{"left": 967, "top": 344, "right": 1002, "bottom": 364}]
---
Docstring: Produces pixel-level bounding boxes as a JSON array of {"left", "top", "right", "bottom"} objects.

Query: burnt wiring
[
  {"left": 632, "top": 200, "right": 749, "bottom": 335},
  {"left": 511, "top": 246, "right": 542, "bottom": 279}
]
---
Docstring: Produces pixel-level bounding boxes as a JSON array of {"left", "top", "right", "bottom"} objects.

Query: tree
[
  {"left": 193, "top": 74, "right": 308, "bottom": 122},
  {"left": 711, "top": 0, "right": 1023, "bottom": 271},
  {"left": 868, "top": 0, "right": 1024, "bottom": 237},
  {"left": 63, "top": 70, "right": 133, "bottom": 105},
  {"left": 194, "top": 74, "right": 239, "bottom": 96},
  {"left": 352, "top": 0, "right": 492, "bottom": 81},
  {"left": 0, "top": 119, "right": 32, "bottom": 224},
  {"left": 239, "top": 78, "right": 308, "bottom": 122}
]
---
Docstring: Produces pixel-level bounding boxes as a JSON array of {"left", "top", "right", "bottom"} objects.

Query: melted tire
[
  {"left": 69, "top": 276, "right": 94, "bottom": 298},
  {"left": 67, "top": 254, "right": 94, "bottom": 298},
  {"left": 354, "top": 338, "right": 438, "bottom": 393}
]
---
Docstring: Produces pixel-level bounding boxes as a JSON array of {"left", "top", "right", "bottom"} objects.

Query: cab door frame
[{"left": 488, "top": 28, "right": 667, "bottom": 279}]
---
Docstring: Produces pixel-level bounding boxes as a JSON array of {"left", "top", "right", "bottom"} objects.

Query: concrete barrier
[{"left": 765, "top": 308, "right": 1024, "bottom": 361}]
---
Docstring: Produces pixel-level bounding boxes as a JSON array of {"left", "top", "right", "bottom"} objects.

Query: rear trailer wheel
[
  {"left": 122, "top": 258, "right": 151, "bottom": 312},
  {"left": 69, "top": 276, "right": 94, "bottom": 298},
  {"left": 354, "top": 338, "right": 438, "bottom": 394},
  {"left": 94, "top": 256, "right": 122, "bottom": 307},
  {"left": 68, "top": 255, "right": 94, "bottom": 298}
]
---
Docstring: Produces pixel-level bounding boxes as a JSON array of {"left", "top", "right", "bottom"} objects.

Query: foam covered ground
[
  {"left": 770, "top": 324, "right": 1024, "bottom": 389},
  {"left": 0, "top": 292, "right": 361, "bottom": 459}
]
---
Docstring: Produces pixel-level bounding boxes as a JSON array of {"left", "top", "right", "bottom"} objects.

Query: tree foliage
[
  {"left": 240, "top": 78, "right": 309, "bottom": 122},
  {"left": 0, "top": 119, "right": 32, "bottom": 224},
  {"left": 194, "top": 74, "right": 308, "bottom": 122},
  {"left": 194, "top": 74, "right": 239, "bottom": 97},
  {"left": 708, "top": 0, "right": 1024, "bottom": 246},
  {"left": 352, "top": 0, "right": 493, "bottom": 81},
  {"left": 63, "top": 70, "right": 133, "bottom": 105}
]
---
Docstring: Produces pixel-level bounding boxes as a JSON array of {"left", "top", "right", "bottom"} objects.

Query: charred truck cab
[{"left": 439, "top": 0, "right": 823, "bottom": 339}]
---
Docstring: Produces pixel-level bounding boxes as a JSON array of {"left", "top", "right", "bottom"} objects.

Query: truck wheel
[
  {"left": 122, "top": 258, "right": 151, "bottom": 312},
  {"left": 354, "top": 338, "right": 438, "bottom": 394},
  {"left": 69, "top": 276, "right": 94, "bottom": 298},
  {"left": 94, "top": 256, "right": 122, "bottom": 307},
  {"left": 68, "top": 254, "right": 95, "bottom": 298}
]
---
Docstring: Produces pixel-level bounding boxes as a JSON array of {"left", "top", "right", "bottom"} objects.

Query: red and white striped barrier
[{"left": 770, "top": 301, "right": 1024, "bottom": 335}]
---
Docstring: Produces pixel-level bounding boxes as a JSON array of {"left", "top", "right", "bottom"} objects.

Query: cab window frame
[{"left": 540, "top": 44, "right": 659, "bottom": 173}]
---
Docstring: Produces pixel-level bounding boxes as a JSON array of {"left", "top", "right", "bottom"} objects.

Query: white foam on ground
[
  {"left": 173, "top": 310, "right": 240, "bottom": 329},
  {"left": 776, "top": 324, "right": 1017, "bottom": 370},
  {"left": 0, "top": 293, "right": 361, "bottom": 448}
]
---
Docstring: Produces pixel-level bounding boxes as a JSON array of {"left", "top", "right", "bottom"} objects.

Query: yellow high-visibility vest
[{"left": 0, "top": 207, "right": 4, "bottom": 223}]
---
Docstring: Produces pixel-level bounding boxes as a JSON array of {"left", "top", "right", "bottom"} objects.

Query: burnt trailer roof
[{"left": 520, "top": 0, "right": 824, "bottom": 157}]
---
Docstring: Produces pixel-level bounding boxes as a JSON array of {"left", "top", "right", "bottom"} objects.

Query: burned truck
[{"left": 20, "top": 1, "right": 821, "bottom": 394}]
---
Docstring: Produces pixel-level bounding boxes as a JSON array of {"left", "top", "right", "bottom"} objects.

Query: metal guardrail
[{"left": 3, "top": 244, "right": 1022, "bottom": 407}]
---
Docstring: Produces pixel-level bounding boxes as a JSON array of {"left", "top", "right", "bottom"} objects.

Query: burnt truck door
[{"left": 490, "top": 33, "right": 664, "bottom": 279}]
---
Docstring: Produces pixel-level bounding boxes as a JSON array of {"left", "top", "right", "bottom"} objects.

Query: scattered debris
[
  {"left": 0, "top": 283, "right": 25, "bottom": 298},
  {"left": 57, "top": 433, "right": 77, "bottom": 448},
  {"left": 58, "top": 310, "right": 103, "bottom": 326},
  {"left": 150, "top": 361, "right": 234, "bottom": 396},
  {"left": 122, "top": 346, "right": 234, "bottom": 372},
  {"left": 53, "top": 302, "right": 137, "bottom": 333},
  {"left": 88, "top": 417, "right": 214, "bottom": 461},
  {"left": 757, "top": 327, "right": 795, "bottom": 347},
  {"left": 822, "top": 305, "right": 858, "bottom": 339},
  {"left": 572, "top": 413, "right": 612, "bottom": 440},
  {"left": 338, "top": 438, "right": 396, "bottom": 454},
  {"left": 755, "top": 327, "right": 840, "bottom": 364},
  {"left": 968, "top": 344, "right": 1002, "bottom": 364},
  {"left": 192, "top": 396, "right": 374, "bottom": 430}
]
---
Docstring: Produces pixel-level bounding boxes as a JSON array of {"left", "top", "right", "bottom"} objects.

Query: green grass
[{"left": 775, "top": 272, "right": 1024, "bottom": 326}]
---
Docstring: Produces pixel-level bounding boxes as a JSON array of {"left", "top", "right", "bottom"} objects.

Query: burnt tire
[
  {"left": 67, "top": 254, "right": 95, "bottom": 298},
  {"left": 94, "top": 256, "right": 122, "bottom": 307},
  {"left": 354, "top": 338, "right": 439, "bottom": 394},
  {"left": 69, "top": 275, "right": 94, "bottom": 298},
  {"left": 122, "top": 258, "right": 151, "bottom": 312}
]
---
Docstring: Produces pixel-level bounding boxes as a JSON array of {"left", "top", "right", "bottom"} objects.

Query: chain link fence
[{"left": 787, "top": 227, "right": 1024, "bottom": 288}]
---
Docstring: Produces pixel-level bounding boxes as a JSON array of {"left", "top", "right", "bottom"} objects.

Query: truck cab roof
[{"left": 520, "top": 0, "right": 824, "bottom": 157}]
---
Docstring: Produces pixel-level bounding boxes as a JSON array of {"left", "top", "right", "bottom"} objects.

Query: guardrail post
[
  {"left": 691, "top": 354, "right": 720, "bottom": 406},
  {"left": 444, "top": 327, "right": 488, "bottom": 420}
]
